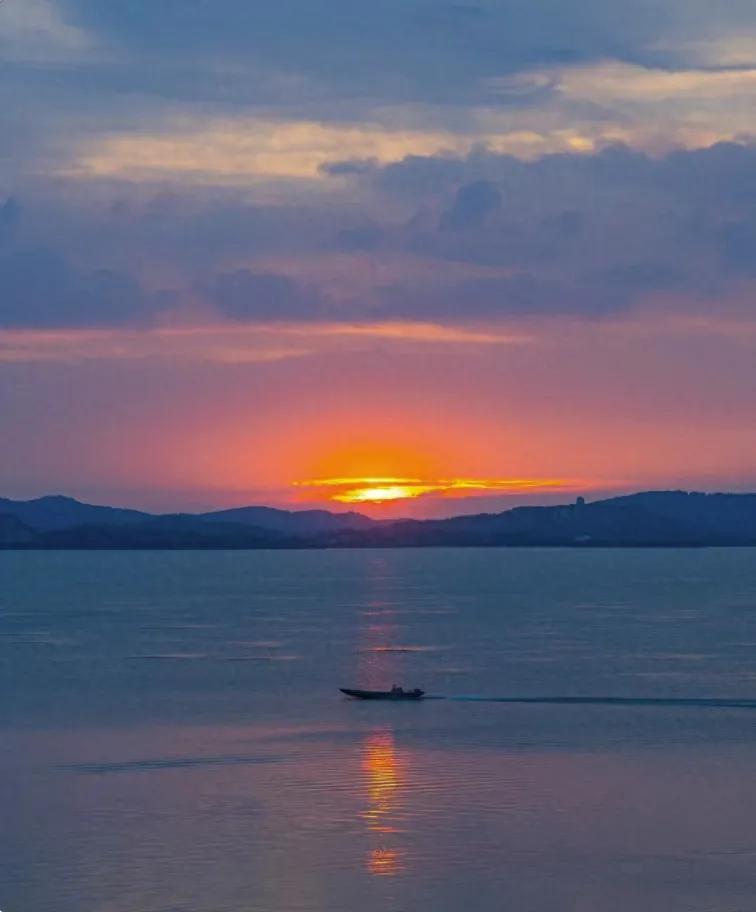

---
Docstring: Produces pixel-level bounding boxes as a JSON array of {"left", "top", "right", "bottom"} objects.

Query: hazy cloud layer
[
  {"left": 5, "top": 138, "right": 756, "bottom": 327},
  {"left": 206, "top": 270, "right": 327, "bottom": 322},
  {"left": 0, "top": 249, "right": 170, "bottom": 328},
  {"left": 52, "top": 0, "right": 756, "bottom": 103},
  {"left": 4, "top": 0, "right": 756, "bottom": 192}
]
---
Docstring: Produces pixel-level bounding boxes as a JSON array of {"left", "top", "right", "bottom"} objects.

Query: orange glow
[
  {"left": 295, "top": 476, "right": 579, "bottom": 504},
  {"left": 367, "top": 848, "right": 402, "bottom": 876},
  {"left": 9, "top": 304, "right": 756, "bottom": 517},
  {"left": 361, "top": 729, "right": 406, "bottom": 876},
  {"left": 362, "top": 730, "right": 403, "bottom": 830},
  {"left": 334, "top": 480, "right": 438, "bottom": 503},
  {"left": 344, "top": 485, "right": 427, "bottom": 503}
]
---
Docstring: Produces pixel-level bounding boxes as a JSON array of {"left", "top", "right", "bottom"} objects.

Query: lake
[{"left": 3, "top": 547, "right": 756, "bottom": 911}]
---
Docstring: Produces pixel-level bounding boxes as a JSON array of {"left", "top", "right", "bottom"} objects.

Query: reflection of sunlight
[
  {"left": 357, "top": 604, "right": 399, "bottom": 690},
  {"left": 354, "top": 555, "right": 402, "bottom": 690},
  {"left": 367, "top": 847, "right": 402, "bottom": 876},
  {"left": 362, "top": 730, "right": 403, "bottom": 833},
  {"left": 361, "top": 730, "right": 406, "bottom": 876},
  {"left": 354, "top": 557, "right": 408, "bottom": 876}
]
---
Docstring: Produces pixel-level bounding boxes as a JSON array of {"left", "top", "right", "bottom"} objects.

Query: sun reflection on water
[
  {"left": 366, "top": 847, "right": 403, "bottom": 876},
  {"left": 361, "top": 729, "right": 407, "bottom": 876}
]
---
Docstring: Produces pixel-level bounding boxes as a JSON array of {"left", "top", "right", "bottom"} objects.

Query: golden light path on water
[
  {"left": 354, "top": 556, "right": 409, "bottom": 877},
  {"left": 361, "top": 729, "right": 406, "bottom": 877}
]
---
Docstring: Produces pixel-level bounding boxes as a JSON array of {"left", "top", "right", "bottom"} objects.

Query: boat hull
[{"left": 340, "top": 688, "right": 425, "bottom": 701}]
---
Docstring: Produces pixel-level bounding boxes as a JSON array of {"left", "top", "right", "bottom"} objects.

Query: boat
[{"left": 340, "top": 686, "right": 425, "bottom": 701}]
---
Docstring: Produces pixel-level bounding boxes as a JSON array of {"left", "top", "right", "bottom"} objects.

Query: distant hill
[
  {"left": 0, "top": 513, "right": 39, "bottom": 546},
  {"left": 0, "top": 495, "right": 149, "bottom": 531},
  {"left": 40, "top": 515, "right": 295, "bottom": 550},
  {"left": 0, "top": 495, "right": 373, "bottom": 536},
  {"left": 2, "top": 490, "right": 756, "bottom": 549},
  {"left": 200, "top": 505, "right": 373, "bottom": 535},
  {"left": 325, "top": 491, "right": 756, "bottom": 548}
]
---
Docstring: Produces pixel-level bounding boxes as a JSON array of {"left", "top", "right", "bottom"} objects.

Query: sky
[{"left": 2, "top": 0, "right": 756, "bottom": 516}]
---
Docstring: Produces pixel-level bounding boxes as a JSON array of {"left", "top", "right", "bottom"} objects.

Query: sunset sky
[{"left": 2, "top": 1, "right": 756, "bottom": 516}]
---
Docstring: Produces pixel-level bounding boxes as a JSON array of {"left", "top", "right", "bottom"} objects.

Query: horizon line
[{"left": 3, "top": 486, "right": 756, "bottom": 524}]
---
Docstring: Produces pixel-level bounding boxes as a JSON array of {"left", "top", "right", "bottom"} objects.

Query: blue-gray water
[{"left": 4, "top": 547, "right": 756, "bottom": 911}]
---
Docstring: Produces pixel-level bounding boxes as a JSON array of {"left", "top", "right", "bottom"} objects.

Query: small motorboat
[{"left": 340, "top": 686, "right": 425, "bottom": 701}]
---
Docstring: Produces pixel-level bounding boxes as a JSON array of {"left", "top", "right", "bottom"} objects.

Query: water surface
[{"left": 3, "top": 547, "right": 756, "bottom": 911}]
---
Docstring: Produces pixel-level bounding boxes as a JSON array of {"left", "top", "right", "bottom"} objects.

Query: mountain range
[{"left": 2, "top": 491, "right": 756, "bottom": 549}]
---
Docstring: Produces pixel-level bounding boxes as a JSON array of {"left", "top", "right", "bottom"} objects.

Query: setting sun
[
  {"left": 342, "top": 485, "right": 430, "bottom": 503},
  {"left": 294, "top": 476, "right": 580, "bottom": 505}
]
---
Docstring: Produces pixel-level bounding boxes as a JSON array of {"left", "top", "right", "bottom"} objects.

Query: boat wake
[{"left": 436, "top": 695, "right": 756, "bottom": 710}]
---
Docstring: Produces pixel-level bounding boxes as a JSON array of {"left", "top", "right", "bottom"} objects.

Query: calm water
[{"left": 4, "top": 547, "right": 756, "bottom": 911}]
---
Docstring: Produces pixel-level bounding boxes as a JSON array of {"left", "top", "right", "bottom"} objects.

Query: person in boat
[{"left": 390, "top": 685, "right": 423, "bottom": 697}]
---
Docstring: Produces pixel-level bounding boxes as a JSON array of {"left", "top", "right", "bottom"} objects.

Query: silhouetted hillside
[
  {"left": 0, "top": 495, "right": 149, "bottom": 531},
  {"left": 0, "top": 495, "right": 372, "bottom": 537},
  {"left": 3, "top": 490, "right": 756, "bottom": 549},
  {"left": 200, "top": 505, "right": 373, "bottom": 535},
  {"left": 0, "top": 513, "right": 39, "bottom": 545},
  {"left": 324, "top": 492, "right": 756, "bottom": 547},
  {"left": 41, "top": 516, "right": 296, "bottom": 550}
]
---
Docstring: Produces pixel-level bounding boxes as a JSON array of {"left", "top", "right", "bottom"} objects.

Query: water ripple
[{"left": 61, "top": 754, "right": 284, "bottom": 775}]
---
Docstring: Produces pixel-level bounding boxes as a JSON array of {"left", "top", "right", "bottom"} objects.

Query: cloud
[
  {"left": 7, "top": 134, "right": 756, "bottom": 331},
  {"left": 0, "top": 198, "right": 21, "bottom": 243},
  {"left": 58, "top": 1, "right": 756, "bottom": 109},
  {"left": 348, "top": 141, "right": 756, "bottom": 316},
  {"left": 152, "top": 54, "right": 756, "bottom": 187},
  {"left": 441, "top": 181, "right": 502, "bottom": 230},
  {"left": 306, "top": 321, "right": 528, "bottom": 345},
  {"left": 295, "top": 474, "right": 580, "bottom": 504},
  {"left": 14, "top": 4, "right": 749, "bottom": 203},
  {"left": 0, "top": 326, "right": 310, "bottom": 365},
  {"left": 0, "top": 0, "right": 93, "bottom": 62},
  {"left": 206, "top": 270, "right": 325, "bottom": 321},
  {"left": 0, "top": 246, "right": 172, "bottom": 328},
  {"left": 493, "top": 60, "right": 756, "bottom": 105},
  {"left": 374, "top": 271, "right": 634, "bottom": 319},
  {"left": 64, "top": 118, "right": 475, "bottom": 183},
  {"left": 59, "top": 64, "right": 756, "bottom": 189},
  {"left": 1, "top": 0, "right": 754, "bottom": 213},
  {"left": 474, "top": 60, "right": 756, "bottom": 156},
  {"left": 0, "top": 320, "right": 527, "bottom": 364},
  {"left": 650, "top": 33, "right": 756, "bottom": 69},
  {"left": 719, "top": 218, "right": 756, "bottom": 276}
]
